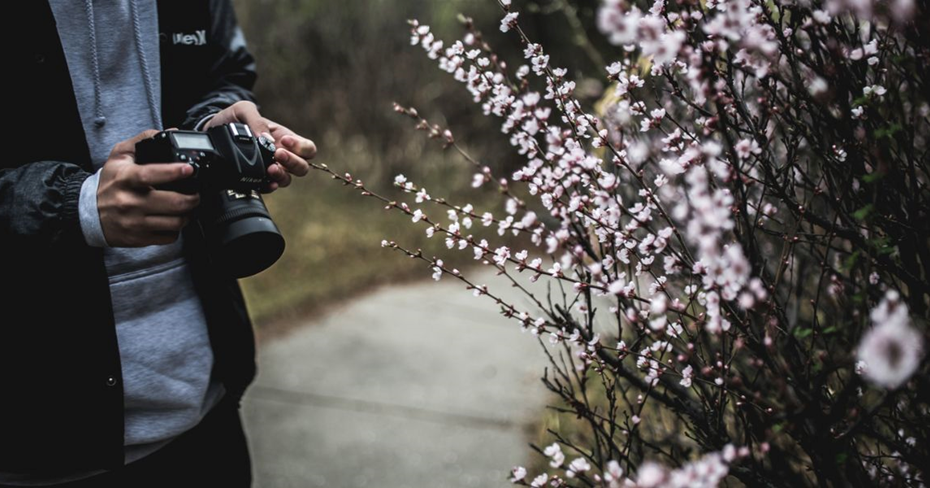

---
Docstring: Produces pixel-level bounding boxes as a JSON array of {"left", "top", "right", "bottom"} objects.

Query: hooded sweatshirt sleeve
[
  {"left": 0, "top": 162, "right": 90, "bottom": 247},
  {"left": 181, "top": 0, "right": 258, "bottom": 130}
]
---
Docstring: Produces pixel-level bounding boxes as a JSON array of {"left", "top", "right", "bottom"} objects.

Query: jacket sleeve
[
  {"left": 0, "top": 162, "right": 90, "bottom": 247},
  {"left": 181, "top": 0, "right": 258, "bottom": 130}
]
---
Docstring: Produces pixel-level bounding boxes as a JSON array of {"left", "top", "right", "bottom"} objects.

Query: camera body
[
  {"left": 135, "top": 123, "right": 285, "bottom": 278},
  {"left": 135, "top": 122, "right": 275, "bottom": 194}
]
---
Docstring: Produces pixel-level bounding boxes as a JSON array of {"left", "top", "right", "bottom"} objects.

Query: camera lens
[{"left": 200, "top": 189, "right": 285, "bottom": 278}]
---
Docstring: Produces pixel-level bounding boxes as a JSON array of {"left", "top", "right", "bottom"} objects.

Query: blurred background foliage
[
  {"left": 233, "top": 0, "right": 612, "bottom": 334},
  {"left": 232, "top": 0, "right": 636, "bottom": 482}
]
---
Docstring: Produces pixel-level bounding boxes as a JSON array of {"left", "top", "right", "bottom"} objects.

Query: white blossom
[
  {"left": 500, "top": 12, "right": 519, "bottom": 33},
  {"left": 530, "top": 473, "right": 549, "bottom": 487},
  {"left": 543, "top": 442, "right": 565, "bottom": 468},
  {"left": 680, "top": 365, "right": 693, "bottom": 388},
  {"left": 566, "top": 457, "right": 592, "bottom": 478},
  {"left": 857, "top": 291, "right": 924, "bottom": 389}
]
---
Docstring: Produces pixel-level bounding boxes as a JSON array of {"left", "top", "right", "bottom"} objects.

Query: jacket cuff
[
  {"left": 194, "top": 112, "right": 218, "bottom": 131},
  {"left": 78, "top": 170, "right": 109, "bottom": 247},
  {"left": 181, "top": 94, "right": 237, "bottom": 130},
  {"left": 60, "top": 170, "right": 92, "bottom": 244}
]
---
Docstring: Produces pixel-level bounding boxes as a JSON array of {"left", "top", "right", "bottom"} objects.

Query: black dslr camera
[{"left": 136, "top": 122, "right": 285, "bottom": 278}]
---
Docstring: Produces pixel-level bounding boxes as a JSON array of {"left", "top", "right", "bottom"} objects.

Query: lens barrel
[{"left": 201, "top": 189, "right": 285, "bottom": 278}]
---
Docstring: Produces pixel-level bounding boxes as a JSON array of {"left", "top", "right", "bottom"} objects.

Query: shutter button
[{"left": 106, "top": 376, "right": 118, "bottom": 387}]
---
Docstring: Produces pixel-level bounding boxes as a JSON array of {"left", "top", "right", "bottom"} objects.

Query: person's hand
[
  {"left": 203, "top": 101, "right": 316, "bottom": 192},
  {"left": 97, "top": 130, "right": 201, "bottom": 247}
]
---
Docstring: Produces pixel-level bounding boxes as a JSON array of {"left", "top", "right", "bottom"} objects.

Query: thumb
[
  {"left": 110, "top": 129, "right": 162, "bottom": 159},
  {"left": 127, "top": 162, "right": 194, "bottom": 189}
]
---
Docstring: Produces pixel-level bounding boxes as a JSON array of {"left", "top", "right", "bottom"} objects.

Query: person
[{"left": 0, "top": 1, "right": 315, "bottom": 486}]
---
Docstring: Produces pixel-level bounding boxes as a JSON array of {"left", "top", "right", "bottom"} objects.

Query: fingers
[
  {"left": 280, "top": 135, "right": 317, "bottom": 160},
  {"left": 98, "top": 189, "right": 197, "bottom": 247},
  {"left": 266, "top": 163, "right": 292, "bottom": 188},
  {"left": 145, "top": 232, "right": 184, "bottom": 247},
  {"left": 128, "top": 163, "right": 195, "bottom": 188},
  {"left": 146, "top": 190, "right": 200, "bottom": 215},
  {"left": 143, "top": 215, "right": 191, "bottom": 233},
  {"left": 122, "top": 228, "right": 184, "bottom": 247},
  {"left": 100, "top": 196, "right": 192, "bottom": 247},
  {"left": 274, "top": 148, "right": 311, "bottom": 178},
  {"left": 206, "top": 104, "right": 317, "bottom": 188},
  {"left": 259, "top": 180, "right": 280, "bottom": 194}
]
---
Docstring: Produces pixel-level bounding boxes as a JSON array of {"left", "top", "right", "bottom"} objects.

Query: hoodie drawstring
[
  {"left": 129, "top": 0, "right": 163, "bottom": 130},
  {"left": 83, "top": 0, "right": 106, "bottom": 128},
  {"left": 84, "top": 0, "right": 163, "bottom": 130}
]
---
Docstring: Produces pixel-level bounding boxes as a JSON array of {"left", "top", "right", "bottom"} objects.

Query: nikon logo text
[{"left": 172, "top": 30, "right": 207, "bottom": 46}]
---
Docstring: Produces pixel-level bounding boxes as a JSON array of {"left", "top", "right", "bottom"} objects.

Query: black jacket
[{"left": 1, "top": 0, "right": 259, "bottom": 473}]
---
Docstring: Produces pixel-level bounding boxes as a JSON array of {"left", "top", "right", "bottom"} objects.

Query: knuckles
[{"left": 112, "top": 193, "right": 136, "bottom": 214}]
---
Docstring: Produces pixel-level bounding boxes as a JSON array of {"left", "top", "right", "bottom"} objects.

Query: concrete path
[{"left": 241, "top": 268, "right": 553, "bottom": 488}]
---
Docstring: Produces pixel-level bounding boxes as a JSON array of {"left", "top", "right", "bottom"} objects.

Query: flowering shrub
[{"left": 310, "top": 0, "right": 929, "bottom": 485}]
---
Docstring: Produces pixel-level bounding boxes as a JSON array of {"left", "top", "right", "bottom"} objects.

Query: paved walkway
[{"left": 241, "top": 268, "right": 552, "bottom": 488}]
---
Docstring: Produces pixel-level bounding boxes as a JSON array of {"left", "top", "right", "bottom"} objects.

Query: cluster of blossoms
[
  {"left": 511, "top": 443, "right": 748, "bottom": 487},
  {"left": 308, "top": 0, "right": 930, "bottom": 486}
]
